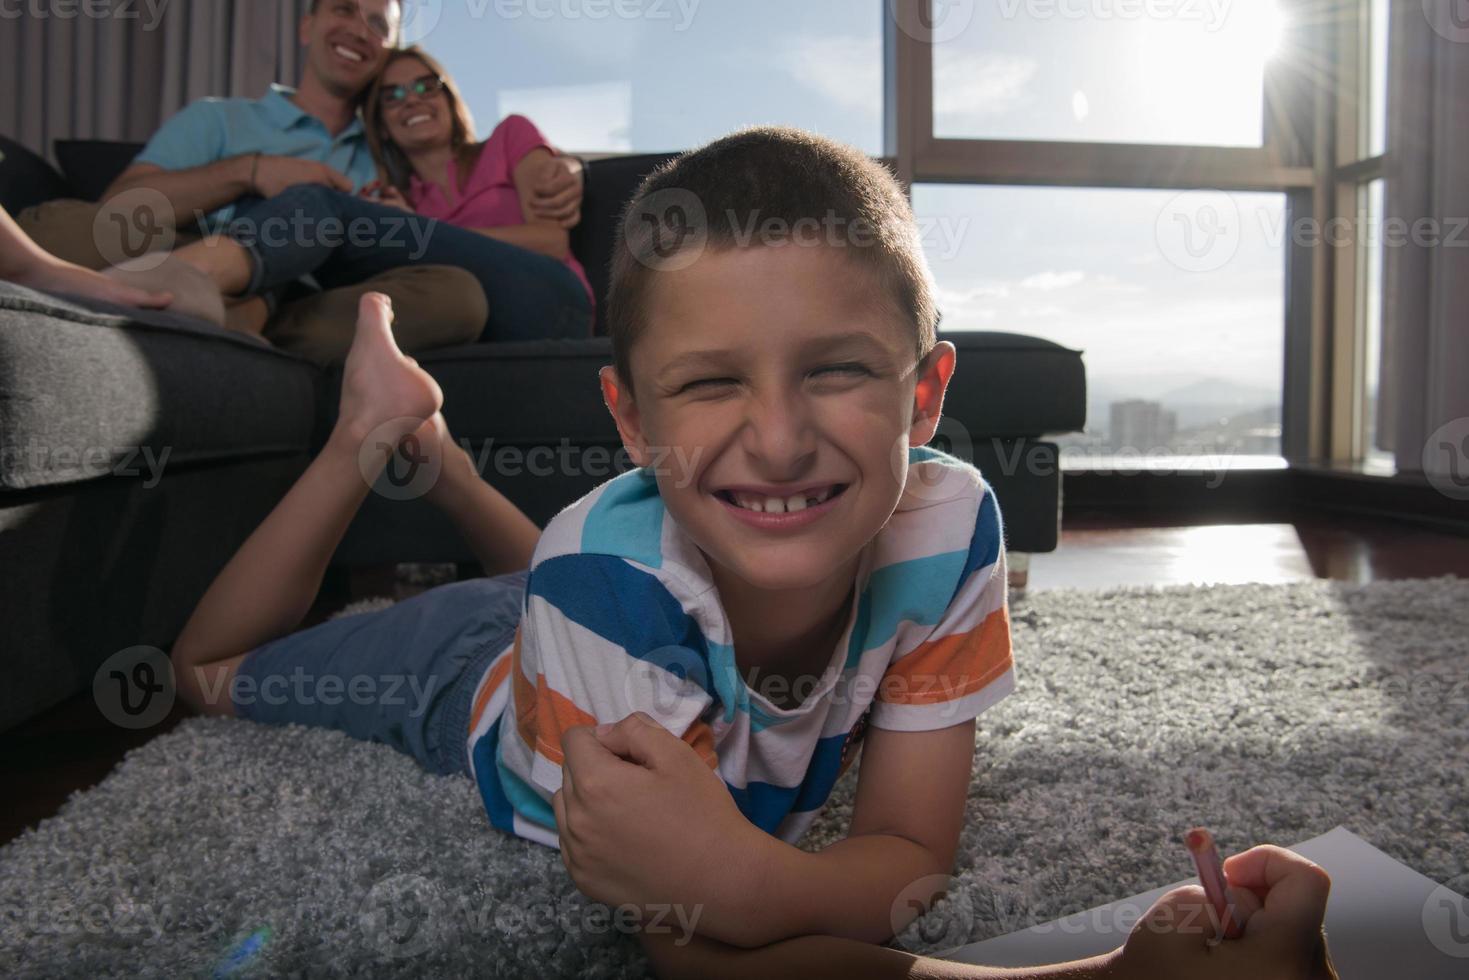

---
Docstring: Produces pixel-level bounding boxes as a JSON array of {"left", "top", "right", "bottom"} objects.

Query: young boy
[{"left": 172, "top": 127, "right": 1335, "bottom": 979}]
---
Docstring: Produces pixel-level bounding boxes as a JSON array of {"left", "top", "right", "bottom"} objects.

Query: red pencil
[{"left": 1186, "top": 827, "right": 1243, "bottom": 940}]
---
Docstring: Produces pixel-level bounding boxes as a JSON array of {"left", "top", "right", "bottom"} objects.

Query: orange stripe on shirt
[
  {"left": 509, "top": 637, "right": 598, "bottom": 765},
  {"left": 682, "top": 720, "right": 719, "bottom": 770},
  {"left": 467, "top": 633, "right": 518, "bottom": 734},
  {"left": 504, "top": 631, "right": 720, "bottom": 769},
  {"left": 878, "top": 605, "right": 1013, "bottom": 705}
]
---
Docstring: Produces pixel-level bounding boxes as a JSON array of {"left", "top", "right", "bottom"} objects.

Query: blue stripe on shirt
[
  {"left": 472, "top": 718, "right": 517, "bottom": 834},
  {"left": 725, "top": 732, "right": 850, "bottom": 833},
  {"left": 526, "top": 553, "right": 717, "bottom": 699},
  {"left": 580, "top": 469, "right": 666, "bottom": 570}
]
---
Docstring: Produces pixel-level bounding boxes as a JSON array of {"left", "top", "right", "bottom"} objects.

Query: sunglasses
[{"left": 380, "top": 73, "right": 445, "bottom": 107}]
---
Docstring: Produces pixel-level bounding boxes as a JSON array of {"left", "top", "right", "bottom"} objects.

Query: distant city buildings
[
  {"left": 1053, "top": 394, "right": 1283, "bottom": 464},
  {"left": 1109, "top": 399, "right": 1177, "bottom": 453}
]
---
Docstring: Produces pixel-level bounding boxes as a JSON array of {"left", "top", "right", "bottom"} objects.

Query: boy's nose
[{"left": 739, "top": 389, "right": 818, "bottom": 475}]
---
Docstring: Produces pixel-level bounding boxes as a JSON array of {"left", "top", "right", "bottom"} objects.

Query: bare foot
[
  {"left": 225, "top": 296, "right": 270, "bottom": 337},
  {"left": 102, "top": 254, "right": 227, "bottom": 327},
  {"left": 338, "top": 293, "right": 444, "bottom": 461}
]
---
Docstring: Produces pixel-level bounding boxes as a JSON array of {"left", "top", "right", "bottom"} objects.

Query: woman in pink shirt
[{"left": 362, "top": 47, "right": 595, "bottom": 331}]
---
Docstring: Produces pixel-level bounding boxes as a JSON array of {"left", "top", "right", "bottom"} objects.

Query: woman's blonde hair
[{"left": 364, "top": 46, "right": 480, "bottom": 195}]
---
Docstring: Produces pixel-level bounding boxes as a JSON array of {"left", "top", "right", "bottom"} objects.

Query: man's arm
[
  {"left": 103, "top": 160, "right": 255, "bottom": 228},
  {"left": 104, "top": 156, "right": 353, "bottom": 230}
]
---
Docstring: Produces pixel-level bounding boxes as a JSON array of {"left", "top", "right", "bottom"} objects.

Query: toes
[{"left": 357, "top": 292, "right": 395, "bottom": 336}]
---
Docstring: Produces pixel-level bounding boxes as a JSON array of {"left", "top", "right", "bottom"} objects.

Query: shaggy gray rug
[{"left": 3, "top": 578, "right": 1467, "bottom": 978}]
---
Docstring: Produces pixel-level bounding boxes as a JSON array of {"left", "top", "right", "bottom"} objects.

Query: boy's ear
[
  {"left": 908, "top": 341, "right": 957, "bottom": 447},
  {"left": 599, "top": 366, "right": 652, "bottom": 467}
]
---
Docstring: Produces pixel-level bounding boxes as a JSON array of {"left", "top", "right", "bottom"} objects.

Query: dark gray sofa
[{"left": 0, "top": 136, "right": 1086, "bottom": 731}]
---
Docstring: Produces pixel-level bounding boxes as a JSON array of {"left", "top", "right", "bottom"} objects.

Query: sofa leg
[
  {"left": 1007, "top": 552, "right": 1031, "bottom": 598},
  {"left": 348, "top": 564, "right": 398, "bottom": 602}
]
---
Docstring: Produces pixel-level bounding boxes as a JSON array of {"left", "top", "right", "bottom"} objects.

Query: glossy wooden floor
[{"left": 2, "top": 514, "right": 1465, "bottom": 848}]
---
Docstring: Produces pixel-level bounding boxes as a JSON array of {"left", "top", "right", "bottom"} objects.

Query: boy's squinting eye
[
  {"left": 812, "top": 362, "right": 871, "bottom": 379},
  {"left": 676, "top": 377, "right": 737, "bottom": 395},
  {"left": 674, "top": 363, "right": 871, "bottom": 395}
]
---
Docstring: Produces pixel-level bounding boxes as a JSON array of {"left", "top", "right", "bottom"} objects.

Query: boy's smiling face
[{"left": 601, "top": 243, "right": 955, "bottom": 599}]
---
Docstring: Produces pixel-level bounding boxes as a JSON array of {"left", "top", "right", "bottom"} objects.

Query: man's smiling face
[
  {"left": 602, "top": 243, "right": 953, "bottom": 598},
  {"left": 301, "top": 0, "right": 400, "bottom": 99}
]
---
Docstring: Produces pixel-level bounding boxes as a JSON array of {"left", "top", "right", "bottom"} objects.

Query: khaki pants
[{"left": 17, "top": 199, "right": 487, "bottom": 365}]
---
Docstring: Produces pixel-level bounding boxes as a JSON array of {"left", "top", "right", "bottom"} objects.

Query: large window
[
  {"left": 410, "top": 0, "right": 1368, "bottom": 471},
  {"left": 931, "top": 1, "right": 1286, "bottom": 146},
  {"left": 406, "top": 1, "right": 882, "bottom": 153},
  {"left": 914, "top": 184, "right": 1286, "bottom": 465}
]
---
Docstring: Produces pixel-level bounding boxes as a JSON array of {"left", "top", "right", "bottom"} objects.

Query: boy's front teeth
[{"left": 730, "top": 486, "right": 835, "bottom": 514}]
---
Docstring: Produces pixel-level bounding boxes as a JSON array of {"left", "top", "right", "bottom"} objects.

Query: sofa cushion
[
  {"left": 53, "top": 139, "right": 144, "bottom": 203},
  {"left": 334, "top": 330, "right": 1085, "bottom": 449},
  {"left": 0, "top": 282, "right": 319, "bottom": 492},
  {"left": 0, "top": 136, "right": 75, "bottom": 215},
  {"left": 940, "top": 331, "right": 1087, "bottom": 436}
]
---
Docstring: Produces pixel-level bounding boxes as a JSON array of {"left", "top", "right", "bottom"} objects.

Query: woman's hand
[
  {"left": 1117, "top": 844, "right": 1338, "bottom": 980},
  {"left": 360, "top": 180, "right": 413, "bottom": 213},
  {"left": 526, "top": 154, "right": 584, "bottom": 229}
]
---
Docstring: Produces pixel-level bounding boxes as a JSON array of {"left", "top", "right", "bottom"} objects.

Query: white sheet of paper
[{"left": 944, "top": 826, "right": 1469, "bottom": 978}]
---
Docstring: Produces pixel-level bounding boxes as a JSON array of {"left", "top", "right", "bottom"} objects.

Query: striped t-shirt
[{"left": 464, "top": 446, "right": 1016, "bottom": 849}]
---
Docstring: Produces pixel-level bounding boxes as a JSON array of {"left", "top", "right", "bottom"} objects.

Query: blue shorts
[{"left": 233, "top": 570, "right": 528, "bottom": 777}]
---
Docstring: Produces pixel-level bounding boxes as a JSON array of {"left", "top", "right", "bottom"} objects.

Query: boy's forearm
[
  {"left": 0, "top": 206, "right": 57, "bottom": 277},
  {"left": 732, "top": 831, "right": 951, "bottom": 946},
  {"left": 639, "top": 928, "right": 1126, "bottom": 980}
]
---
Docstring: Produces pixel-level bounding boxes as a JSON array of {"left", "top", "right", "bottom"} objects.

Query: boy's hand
[
  {"left": 554, "top": 713, "right": 757, "bottom": 925},
  {"left": 1118, "top": 845, "right": 1338, "bottom": 980}
]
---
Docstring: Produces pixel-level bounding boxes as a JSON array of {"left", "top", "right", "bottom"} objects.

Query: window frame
[{"left": 884, "top": 0, "right": 1344, "bottom": 471}]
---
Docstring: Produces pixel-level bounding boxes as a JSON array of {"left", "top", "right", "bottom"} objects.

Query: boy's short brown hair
[{"left": 607, "top": 126, "right": 938, "bottom": 394}]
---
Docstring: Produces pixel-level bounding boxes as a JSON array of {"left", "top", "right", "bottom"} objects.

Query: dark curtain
[{"left": 0, "top": 0, "right": 311, "bottom": 163}]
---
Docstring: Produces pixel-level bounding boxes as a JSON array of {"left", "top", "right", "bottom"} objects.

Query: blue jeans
[
  {"left": 223, "top": 184, "right": 592, "bottom": 342},
  {"left": 234, "top": 571, "right": 530, "bottom": 776}
]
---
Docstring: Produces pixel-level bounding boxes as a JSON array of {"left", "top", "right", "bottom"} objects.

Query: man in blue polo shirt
[{"left": 19, "top": 0, "right": 584, "bottom": 363}]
